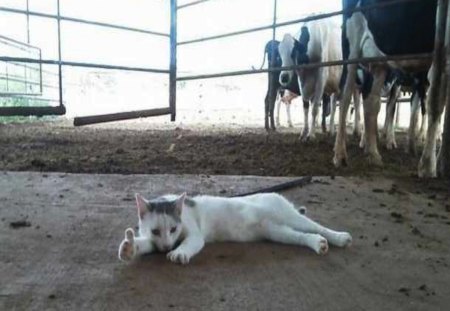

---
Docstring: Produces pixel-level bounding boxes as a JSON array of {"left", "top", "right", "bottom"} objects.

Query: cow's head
[{"left": 279, "top": 27, "right": 310, "bottom": 87}]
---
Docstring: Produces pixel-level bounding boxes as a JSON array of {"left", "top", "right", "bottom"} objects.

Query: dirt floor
[
  {"left": 0, "top": 119, "right": 422, "bottom": 177},
  {"left": 0, "top": 172, "right": 449, "bottom": 310}
]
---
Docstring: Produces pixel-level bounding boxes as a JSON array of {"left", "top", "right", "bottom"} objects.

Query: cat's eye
[
  {"left": 170, "top": 227, "right": 177, "bottom": 234},
  {"left": 151, "top": 229, "right": 160, "bottom": 236}
]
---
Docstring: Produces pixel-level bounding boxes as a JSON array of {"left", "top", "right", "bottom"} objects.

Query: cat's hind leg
[
  {"left": 285, "top": 214, "right": 352, "bottom": 248},
  {"left": 262, "top": 222, "right": 328, "bottom": 255},
  {"left": 118, "top": 228, "right": 154, "bottom": 262}
]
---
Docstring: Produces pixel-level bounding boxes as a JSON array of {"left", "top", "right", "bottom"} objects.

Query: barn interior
[{"left": 1, "top": 0, "right": 450, "bottom": 310}]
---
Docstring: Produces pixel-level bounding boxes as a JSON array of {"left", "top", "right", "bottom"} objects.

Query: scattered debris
[
  {"left": 46, "top": 234, "right": 52, "bottom": 238},
  {"left": 116, "top": 148, "right": 125, "bottom": 154},
  {"left": 390, "top": 212, "right": 404, "bottom": 223},
  {"left": 374, "top": 241, "right": 380, "bottom": 247},
  {"left": 428, "top": 194, "right": 437, "bottom": 200},
  {"left": 372, "top": 188, "right": 385, "bottom": 193},
  {"left": 42, "top": 174, "right": 48, "bottom": 178},
  {"left": 411, "top": 227, "right": 423, "bottom": 236},
  {"left": 9, "top": 220, "right": 31, "bottom": 229},
  {"left": 382, "top": 236, "right": 389, "bottom": 242},
  {"left": 48, "top": 294, "right": 56, "bottom": 299},
  {"left": 380, "top": 203, "right": 387, "bottom": 207},
  {"left": 122, "top": 197, "right": 133, "bottom": 202},
  {"left": 97, "top": 183, "right": 103, "bottom": 188},
  {"left": 398, "top": 287, "right": 410, "bottom": 296}
]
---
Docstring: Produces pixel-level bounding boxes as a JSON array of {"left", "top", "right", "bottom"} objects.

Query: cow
[
  {"left": 335, "top": 0, "right": 440, "bottom": 177},
  {"left": 278, "top": 19, "right": 343, "bottom": 141},
  {"left": 260, "top": 39, "right": 329, "bottom": 131}
]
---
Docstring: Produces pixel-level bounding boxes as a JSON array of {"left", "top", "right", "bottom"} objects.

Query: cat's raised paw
[
  {"left": 118, "top": 228, "right": 136, "bottom": 262},
  {"left": 167, "top": 249, "right": 191, "bottom": 265},
  {"left": 336, "top": 232, "right": 353, "bottom": 248},
  {"left": 314, "top": 236, "right": 329, "bottom": 255}
]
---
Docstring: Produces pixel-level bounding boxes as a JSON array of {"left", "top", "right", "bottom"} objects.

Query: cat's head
[{"left": 135, "top": 193, "right": 186, "bottom": 252}]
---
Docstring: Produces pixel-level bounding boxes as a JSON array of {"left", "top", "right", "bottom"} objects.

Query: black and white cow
[
  {"left": 335, "top": 0, "right": 440, "bottom": 177},
  {"left": 262, "top": 40, "right": 304, "bottom": 131},
  {"left": 261, "top": 40, "right": 329, "bottom": 131},
  {"left": 278, "top": 19, "right": 342, "bottom": 141}
]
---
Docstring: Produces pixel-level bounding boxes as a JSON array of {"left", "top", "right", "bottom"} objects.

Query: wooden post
[
  {"left": 437, "top": 0, "right": 450, "bottom": 177},
  {"left": 169, "top": 0, "right": 177, "bottom": 121}
]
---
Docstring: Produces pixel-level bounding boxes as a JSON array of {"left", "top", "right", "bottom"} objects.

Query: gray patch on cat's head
[{"left": 147, "top": 196, "right": 181, "bottom": 222}]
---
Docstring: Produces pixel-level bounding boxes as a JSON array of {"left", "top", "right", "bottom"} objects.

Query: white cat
[{"left": 118, "top": 192, "right": 352, "bottom": 264}]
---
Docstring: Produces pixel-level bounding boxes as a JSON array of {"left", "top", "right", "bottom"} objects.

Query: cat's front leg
[
  {"left": 118, "top": 228, "right": 154, "bottom": 262},
  {"left": 167, "top": 234, "right": 205, "bottom": 265}
]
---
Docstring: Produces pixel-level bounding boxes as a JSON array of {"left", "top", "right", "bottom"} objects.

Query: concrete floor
[{"left": 0, "top": 172, "right": 449, "bottom": 311}]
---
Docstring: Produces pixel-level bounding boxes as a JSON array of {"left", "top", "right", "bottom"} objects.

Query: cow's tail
[{"left": 259, "top": 47, "right": 267, "bottom": 70}]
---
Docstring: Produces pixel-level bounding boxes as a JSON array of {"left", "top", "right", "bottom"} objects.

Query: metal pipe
[
  {"left": 0, "top": 105, "right": 66, "bottom": 116},
  {"left": 178, "top": 0, "right": 426, "bottom": 46},
  {"left": 0, "top": 6, "right": 170, "bottom": 38},
  {"left": 73, "top": 107, "right": 171, "bottom": 126},
  {"left": 177, "top": 0, "right": 212, "bottom": 10},
  {"left": 0, "top": 57, "right": 170, "bottom": 74},
  {"left": 169, "top": 0, "right": 178, "bottom": 121},
  {"left": 177, "top": 53, "right": 433, "bottom": 81},
  {"left": 57, "top": 0, "right": 64, "bottom": 110}
]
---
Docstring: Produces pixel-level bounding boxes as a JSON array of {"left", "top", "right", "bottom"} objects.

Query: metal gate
[{"left": 0, "top": 0, "right": 177, "bottom": 125}]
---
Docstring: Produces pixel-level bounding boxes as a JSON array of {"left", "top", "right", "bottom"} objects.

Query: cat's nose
[{"left": 161, "top": 245, "right": 172, "bottom": 252}]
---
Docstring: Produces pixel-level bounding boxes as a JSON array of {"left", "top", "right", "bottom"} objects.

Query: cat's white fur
[{"left": 118, "top": 193, "right": 352, "bottom": 264}]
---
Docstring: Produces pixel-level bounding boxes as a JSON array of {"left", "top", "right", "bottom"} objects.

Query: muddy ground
[{"left": 0, "top": 119, "right": 424, "bottom": 177}]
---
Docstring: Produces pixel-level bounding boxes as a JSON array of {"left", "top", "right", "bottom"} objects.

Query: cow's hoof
[
  {"left": 386, "top": 140, "right": 397, "bottom": 150},
  {"left": 366, "top": 153, "right": 383, "bottom": 167},
  {"left": 333, "top": 152, "right": 348, "bottom": 168},
  {"left": 300, "top": 130, "right": 309, "bottom": 142},
  {"left": 418, "top": 155, "right": 437, "bottom": 178}
]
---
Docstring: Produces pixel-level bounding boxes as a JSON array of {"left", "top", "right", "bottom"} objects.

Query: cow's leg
[
  {"left": 321, "top": 94, "right": 330, "bottom": 133},
  {"left": 419, "top": 65, "right": 447, "bottom": 177},
  {"left": 329, "top": 94, "right": 337, "bottom": 136},
  {"left": 269, "top": 96, "right": 277, "bottom": 131},
  {"left": 286, "top": 101, "right": 294, "bottom": 128},
  {"left": 408, "top": 90, "right": 421, "bottom": 155},
  {"left": 264, "top": 92, "right": 270, "bottom": 131},
  {"left": 307, "top": 73, "right": 326, "bottom": 141},
  {"left": 301, "top": 100, "right": 310, "bottom": 141},
  {"left": 276, "top": 93, "right": 282, "bottom": 127},
  {"left": 353, "top": 90, "right": 362, "bottom": 138},
  {"left": 419, "top": 109, "right": 427, "bottom": 144},
  {"left": 334, "top": 64, "right": 357, "bottom": 167},
  {"left": 385, "top": 85, "right": 400, "bottom": 150},
  {"left": 363, "top": 67, "right": 386, "bottom": 166},
  {"left": 265, "top": 85, "right": 278, "bottom": 132}
]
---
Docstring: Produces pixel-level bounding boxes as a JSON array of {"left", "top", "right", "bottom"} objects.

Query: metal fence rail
[{"left": 0, "top": 0, "right": 173, "bottom": 121}]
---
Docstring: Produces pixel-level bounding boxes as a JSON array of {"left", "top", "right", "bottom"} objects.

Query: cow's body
[
  {"left": 279, "top": 19, "right": 342, "bottom": 140},
  {"left": 335, "top": 0, "right": 439, "bottom": 175}
]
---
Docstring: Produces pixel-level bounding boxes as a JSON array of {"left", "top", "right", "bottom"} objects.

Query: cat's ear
[
  {"left": 135, "top": 193, "right": 148, "bottom": 219},
  {"left": 175, "top": 192, "right": 186, "bottom": 217}
]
